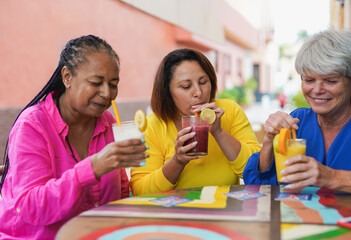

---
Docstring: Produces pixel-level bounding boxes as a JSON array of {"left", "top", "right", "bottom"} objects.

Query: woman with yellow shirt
[{"left": 130, "top": 49, "right": 261, "bottom": 196}]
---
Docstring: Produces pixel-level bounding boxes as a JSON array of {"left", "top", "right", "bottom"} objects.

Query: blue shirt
[{"left": 243, "top": 108, "right": 351, "bottom": 185}]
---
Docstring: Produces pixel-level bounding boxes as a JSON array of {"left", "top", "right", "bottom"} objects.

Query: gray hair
[{"left": 295, "top": 29, "right": 351, "bottom": 78}]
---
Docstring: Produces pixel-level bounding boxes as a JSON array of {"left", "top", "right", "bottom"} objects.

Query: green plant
[
  {"left": 216, "top": 86, "right": 246, "bottom": 103},
  {"left": 291, "top": 91, "right": 310, "bottom": 108},
  {"left": 244, "top": 77, "right": 257, "bottom": 90},
  {"left": 216, "top": 77, "right": 257, "bottom": 105}
]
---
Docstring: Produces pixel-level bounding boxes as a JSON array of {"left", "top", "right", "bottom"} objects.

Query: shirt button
[
  {"left": 95, "top": 203, "right": 99, "bottom": 207},
  {"left": 16, "top": 208, "right": 20, "bottom": 213}
]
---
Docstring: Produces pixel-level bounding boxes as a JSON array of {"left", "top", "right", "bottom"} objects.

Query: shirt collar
[{"left": 44, "top": 92, "right": 68, "bottom": 138}]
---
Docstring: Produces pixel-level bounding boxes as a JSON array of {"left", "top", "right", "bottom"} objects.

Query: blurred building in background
[
  {"left": 0, "top": 0, "right": 334, "bottom": 158},
  {"left": 0, "top": 0, "right": 277, "bottom": 158},
  {"left": 330, "top": 0, "right": 351, "bottom": 29},
  {"left": 0, "top": 0, "right": 276, "bottom": 109},
  {"left": 121, "top": 0, "right": 277, "bottom": 101}
]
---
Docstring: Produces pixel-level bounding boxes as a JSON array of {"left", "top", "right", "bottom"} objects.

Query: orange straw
[
  {"left": 111, "top": 100, "right": 121, "bottom": 126},
  {"left": 291, "top": 128, "right": 297, "bottom": 140}
]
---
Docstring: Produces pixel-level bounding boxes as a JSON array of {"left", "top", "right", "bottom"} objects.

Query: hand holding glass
[
  {"left": 182, "top": 115, "right": 209, "bottom": 156},
  {"left": 275, "top": 139, "right": 306, "bottom": 183},
  {"left": 112, "top": 121, "right": 145, "bottom": 163}
]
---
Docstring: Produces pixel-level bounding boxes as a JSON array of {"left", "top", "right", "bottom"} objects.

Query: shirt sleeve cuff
[
  {"left": 233, "top": 143, "right": 246, "bottom": 164},
  {"left": 252, "top": 152, "right": 275, "bottom": 178},
  {"left": 74, "top": 157, "right": 99, "bottom": 186},
  {"left": 229, "top": 142, "right": 251, "bottom": 170},
  {"left": 156, "top": 168, "right": 176, "bottom": 189}
]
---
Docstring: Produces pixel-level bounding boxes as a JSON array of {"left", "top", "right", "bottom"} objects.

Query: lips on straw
[{"left": 111, "top": 100, "right": 121, "bottom": 126}]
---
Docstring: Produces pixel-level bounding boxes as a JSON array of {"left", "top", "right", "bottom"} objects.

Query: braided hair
[{"left": 0, "top": 35, "right": 120, "bottom": 192}]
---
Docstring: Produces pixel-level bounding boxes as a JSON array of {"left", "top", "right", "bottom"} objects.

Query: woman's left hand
[
  {"left": 280, "top": 155, "right": 335, "bottom": 191},
  {"left": 192, "top": 103, "right": 224, "bottom": 136}
]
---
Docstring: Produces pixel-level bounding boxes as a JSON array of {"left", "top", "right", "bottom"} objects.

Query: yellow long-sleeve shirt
[{"left": 130, "top": 99, "right": 261, "bottom": 196}]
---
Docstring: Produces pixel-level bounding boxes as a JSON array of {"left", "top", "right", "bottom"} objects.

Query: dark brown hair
[{"left": 151, "top": 48, "right": 217, "bottom": 122}]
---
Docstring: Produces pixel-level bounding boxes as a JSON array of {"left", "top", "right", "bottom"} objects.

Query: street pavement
[{"left": 244, "top": 99, "right": 290, "bottom": 126}]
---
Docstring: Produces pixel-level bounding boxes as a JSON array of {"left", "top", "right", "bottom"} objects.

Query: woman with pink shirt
[{"left": 0, "top": 35, "right": 147, "bottom": 239}]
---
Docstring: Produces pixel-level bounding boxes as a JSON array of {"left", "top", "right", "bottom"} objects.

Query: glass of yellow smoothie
[{"left": 275, "top": 138, "right": 306, "bottom": 183}]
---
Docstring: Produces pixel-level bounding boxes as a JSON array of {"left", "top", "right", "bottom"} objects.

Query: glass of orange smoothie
[{"left": 275, "top": 138, "right": 306, "bottom": 183}]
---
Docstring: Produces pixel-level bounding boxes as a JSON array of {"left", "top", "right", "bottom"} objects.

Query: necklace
[
  {"left": 55, "top": 95, "right": 78, "bottom": 163},
  {"left": 66, "top": 136, "right": 78, "bottom": 162}
]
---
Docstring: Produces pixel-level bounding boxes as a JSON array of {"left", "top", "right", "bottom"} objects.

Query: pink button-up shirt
[{"left": 0, "top": 92, "right": 129, "bottom": 239}]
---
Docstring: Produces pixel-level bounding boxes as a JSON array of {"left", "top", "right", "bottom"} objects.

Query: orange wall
[{"left": 0, "top": 0, "right": 180, "bottom": 107}]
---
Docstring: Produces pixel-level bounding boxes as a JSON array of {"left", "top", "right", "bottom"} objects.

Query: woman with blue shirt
[{"left": 244, "top": 29, "right": 351, "bottom": 193}]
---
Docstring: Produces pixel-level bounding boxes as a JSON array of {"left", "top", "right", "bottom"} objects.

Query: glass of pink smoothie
[{"left": 182, "top": 115, "right": 209, "bottom": 155}]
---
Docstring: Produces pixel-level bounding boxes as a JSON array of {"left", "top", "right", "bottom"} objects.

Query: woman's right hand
[
  {"left": 162, "top": 126, "right": 202, "bottom": 185},
  {"left": 90, "top": 139, "right": 147, "bottom": 178},
  {"left": 258, "top": 111, "right": 299, "bottom": 172},
  {"left": 263, "top": 111, "right": 299, "bottom": 143},
  {"left": 172, "top": 126, "right": 203, "bottom": 166}
]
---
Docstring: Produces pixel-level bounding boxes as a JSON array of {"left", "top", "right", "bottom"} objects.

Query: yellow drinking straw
[
  {"left": 111, "top": 100, "right": 121, "bottom": 126},
  {"left": 291, "top": 128, "right": 297, "bottom": 141}
]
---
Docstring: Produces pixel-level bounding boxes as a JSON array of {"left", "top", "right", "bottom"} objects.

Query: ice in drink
[
  {"left": 182, "top": 115, "right": 209, "bottom": 156},
  {"left": 286, "top": 140, "right": 306, "bottom": 158},
  {"left": 112, "top": 121, "right": 144, "bottom": 142},
  {"left": 112, "top": 121, "right": 145, "bottom": 164}
]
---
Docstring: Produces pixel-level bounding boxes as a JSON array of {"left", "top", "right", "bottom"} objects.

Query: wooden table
[{"left": 56, "top": 185, "right": 351, "bottom": 240}]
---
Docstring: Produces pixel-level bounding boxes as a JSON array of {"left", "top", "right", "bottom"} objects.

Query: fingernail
[
  {"left": 145, "top": 154, "right": 150, "bottom": 158},
  {"left": 192, "top": 141, "right": 197, "bottom": 145},
  {"left": 281, "top": 177, "right": 286, "bottom": 182},
  {"left": 281, "top": 170, "right": 286, "bottom": 175},
  {"left": 141, "top": 139, "right": 146, "bottom": 143},
  {"left": 139, "top": 162, "right": 146, "bottom": 167},
  {"left": 191, "top": 132, "right": 196, "bottom": 136},
  {"left": 146, "top": 146, "right": 149, "bottom": 150}
]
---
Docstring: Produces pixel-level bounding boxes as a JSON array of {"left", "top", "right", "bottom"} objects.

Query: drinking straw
[
  {"left": 111, "top": 100, "right": 121, "bottom": 126},
  {"left": 291, "top": 128, "right": 297, "bottom": 141}
]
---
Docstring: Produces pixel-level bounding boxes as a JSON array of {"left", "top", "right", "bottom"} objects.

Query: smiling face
[
  {"left": 63, "top": 51, "right": 119, "bottom": 118},
  {"left": 301, "top": 73, "right": 351, "bottom": 118},
  {"left": 169, "top": 60, "right": 211, "bottom": 118}
]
